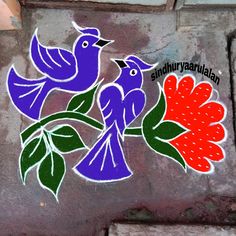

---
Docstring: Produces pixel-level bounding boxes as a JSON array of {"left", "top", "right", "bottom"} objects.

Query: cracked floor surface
[{"left": 0, "top": 7, "right": 236, "bottom": 236}]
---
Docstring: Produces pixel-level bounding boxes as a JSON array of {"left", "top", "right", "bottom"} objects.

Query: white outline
[
  {"left": 36, "top": 150, "right": 66, "bottom": 203},
  {"left": 154, "top": 119, "right": 190, "bottom": 142},
  {"left": 100, "top": 135, "right": 111, "bottom": 171},
  {"left": 141, "top": 79, "right": 187, "bottom": 172},
  {"left": 46, "top": 49, "right": 62, "bottom": 68},
  {"left": 6, "top": 22, "right": 113, "bottom": 121},
  {"left": 141, "top": 72, "right": 228, "bottom": 175},
  {"left": 48, "top": 124, "right": 88, "bottom": 154},
  {"left": 19, "top": 135, "right": 47, "bottom": 185},
  {"left": 97, "top": 82, "right": 124, "bottom": 135},
  {"left": 12, "top": 22, "right": 228, "bottom": 191},
  {"left": 101, "top": 98, "right": 111, "bottom": 111},
  {"left": 30, "top": 28, "right": 78, "bottom": 83},
  {"left": 111, "top": 56, "right": 158, "bottom": 91},
  {"left": 72, "top": 21, "right": 101, "bottom": 37},
  {"left": 20, "top": 114, "right": 103, "bottom": 147},
  {"left": 30, "top": 82, "right": 46, "bottom": 109},
  {"left": 20, "top": 123, "right": 88, "bottom": 201},
  {"left": 213, "top": 88, "right": 220, "bottom": 101},
  {"left": 66, "top": 79, "right": 103, "bottom": 114},
  {"left": 88, "top": 134, "right": 109, "bottom": 167},
  {"left": 73, "top": 55, "right": 157, "bottom": 182},
  {"left": 40, "top": 129, "right": 67, "bottom": 202},
  {"left": 97, "top": 83, "right": 146, "bottom": 139},
  {"left": 58, "top": 49, "right": 71, "bottom": 66},
  {"left": 73, "top": 121, "right": 133, "bottom": 183},
  {"left": 19, "top": 129, "right": 66, "bottom": 202},
  {"left": 125, "top": 54, "right": 159, "bottom": 72},
  {"left": 18, "top": 83, "right": 42, "bottom": 98}
]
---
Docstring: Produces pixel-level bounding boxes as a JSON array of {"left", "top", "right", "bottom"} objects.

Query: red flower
[{"left": 163, "top": 74, "right": 227, "bottom": 173}]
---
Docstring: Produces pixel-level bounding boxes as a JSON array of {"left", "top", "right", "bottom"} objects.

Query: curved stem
[
  {"left": 21, "top": 111, "right": 142, "bottom": 144},
  {"left": 125, "top": 127, "right": 142, "bottom": 136}
]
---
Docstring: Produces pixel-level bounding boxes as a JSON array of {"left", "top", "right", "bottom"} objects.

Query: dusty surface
[
  {"left": 109, "top": 224, "right": 236, "bottom": 236},
  {"left": 0, "top": 7, "right": 236, "bottom": 236}
]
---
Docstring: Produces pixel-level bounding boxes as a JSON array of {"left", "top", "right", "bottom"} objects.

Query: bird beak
[
  {"left": 112, "top": 59, "right": 128, "bottom": 68},
  {"left": 95, "top": 38, "right": 113, "bottom": 48}
]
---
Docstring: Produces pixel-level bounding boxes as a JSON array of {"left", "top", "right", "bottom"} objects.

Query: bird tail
[
  {"left": 73, "top": 122, "right": 133, "bottom": 182},
  {"left": 7, "top": 66, "right": 52, "bottom": 120}
]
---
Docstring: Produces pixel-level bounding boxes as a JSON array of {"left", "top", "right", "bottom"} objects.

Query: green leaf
[
  {"left": 50, "top": 125, "right": 85, "bottom": 153},
  {"left": 146, "top": 136, "right": 186, "bottom": 169},
  {"left": 38, "top": 151, "right": 65, "bottom": 199},
  {"left": 142, "top": 84, "right": 186, "bottom": 169},
  {"left": 20, "top": 136, "right": 47, "bottom": 184},
  {"left": 142, "top": 85, "right": 166, "bottom": 131},
  {"left": 67, "top": 83, "right": 99, "bottom": 113},
  {"left": 154, "top": 121, "right": 186, "bottom": 140}
]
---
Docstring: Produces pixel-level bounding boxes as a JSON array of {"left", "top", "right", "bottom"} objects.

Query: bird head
[
  {"left": 72, "top": 21, "right": 113, "bottom": 59},
  {"left": 112, "top": 55, "right": 158, "bottom": 94}
]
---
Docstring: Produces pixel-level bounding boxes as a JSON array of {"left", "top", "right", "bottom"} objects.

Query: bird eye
[
  {"left": 130, "top": 69, "right": 137, "bottom": 76},
  {"left": 82, "top": 41, "right": 89, "bottom": 48}
]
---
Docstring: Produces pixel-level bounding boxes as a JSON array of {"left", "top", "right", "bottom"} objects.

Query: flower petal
[
  {"left": 204, "top": 142, "right": 225, "bottom": 161},
  {"left": 176, "top": 76, "right": 194, "bottom": 99},
  {"left": 202, "top": 124, "right": 226, "bottom": 142},
  {"left": 190, "top": 82, "right": 212, "bottom": 107},
  {"left": 199, "top": 101, "right": 225, "bottom": 124},
  {"left": 164, "top": 74, "right": 178, "bottom": 101},
  {"left": 164, "top": 74, "right": 227, "bottom": 173}
]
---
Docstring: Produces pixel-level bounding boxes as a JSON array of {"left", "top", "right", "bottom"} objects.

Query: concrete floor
[{"left": 0, "top": 7, "right": 236, "bottom": 236}]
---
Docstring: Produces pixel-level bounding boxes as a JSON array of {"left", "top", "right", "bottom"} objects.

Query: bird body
[
  {"left": 7, "top": 22, "right": 112, "bottom": 120},
  {"left": 74, "top": 55, "right": 156, "bottom": 182}
]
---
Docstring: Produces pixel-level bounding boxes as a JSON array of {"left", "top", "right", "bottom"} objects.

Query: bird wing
[
  {"left": 30, "top": 31, "right": 77, "bottom": 82},
  {"left": 123, "top": 88, "right": 146, "bottom": 127},
  {"left": 7, "top": 67, "right": 49, "bottom": 120},
  {"left": 99, "top": 84, "right": 146, "bottom": 132},
  {"left": 98, "top": 83, "right": 124, "bottom": 130}
]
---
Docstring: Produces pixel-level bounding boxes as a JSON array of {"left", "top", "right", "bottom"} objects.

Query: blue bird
[
  {"left": 7, "top": 22, "right": 113, "bottom": 120},
  {"left": 74, "top": 55, "right": 157, "bottom": 182}
]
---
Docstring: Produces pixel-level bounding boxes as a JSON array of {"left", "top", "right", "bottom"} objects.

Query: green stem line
[{"left": 21, "top": 111, "right": 142, "bottom": 144}]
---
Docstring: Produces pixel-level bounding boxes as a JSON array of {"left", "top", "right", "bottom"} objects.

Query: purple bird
[
  {"left": 73, "top": 55, "right": 157, "bottom": 182},
  {"left": 7, "top": 22, "right": 113, "bottom": 120}
]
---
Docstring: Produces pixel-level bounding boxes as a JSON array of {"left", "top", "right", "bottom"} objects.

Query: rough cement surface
[
  {"left": 0, "top": 7, "right": 236, "bottom": 236},
  {"left": 82, "top": 0, "right": 167, "bottom": 5},
  {"left": 109, "top": 224, "right": 236, "bottom": 236}
]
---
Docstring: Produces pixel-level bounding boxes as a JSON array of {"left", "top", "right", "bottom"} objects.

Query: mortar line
[{"left": 227, "top": 31, "right": 236, "bottom": 146}]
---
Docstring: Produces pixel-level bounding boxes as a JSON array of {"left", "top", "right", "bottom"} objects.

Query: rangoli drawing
[
  {"left": 74, "top": 56, "right": 156, "bottom": 182},
  {"left": 6, "top": 22, "right": 227, "bottom": 201},
  {"left": 7, "top": 22, "right": 112, "bottom": 120}
]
